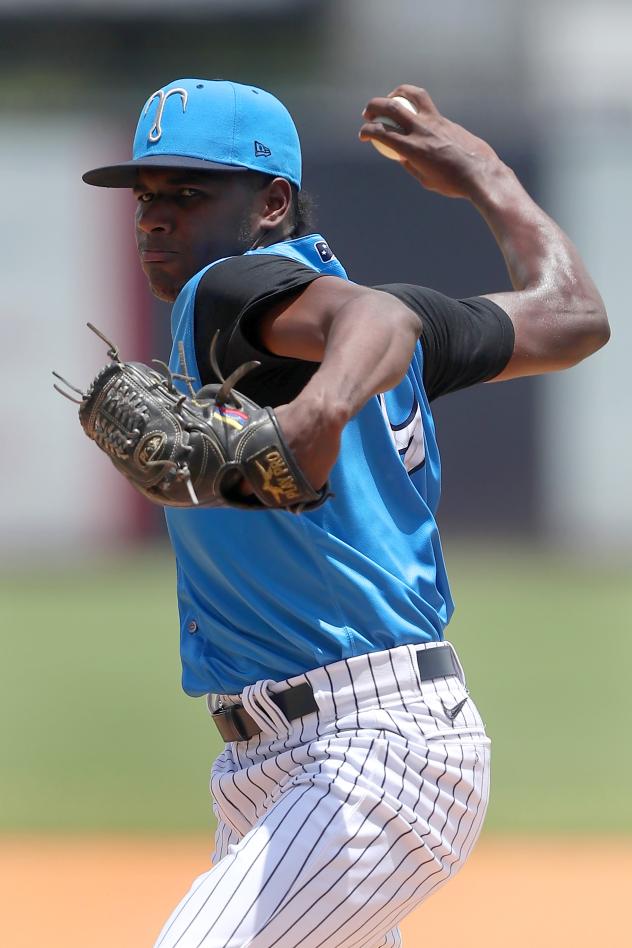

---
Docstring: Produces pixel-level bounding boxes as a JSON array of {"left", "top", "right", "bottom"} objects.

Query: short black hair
[{"left": 247, "top": 172, "right": 315, "bottom": 238}]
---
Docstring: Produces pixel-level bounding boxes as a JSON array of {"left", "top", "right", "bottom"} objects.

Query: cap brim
[{"left": 82, "top": 154, "right": 252, "bottom": 188}]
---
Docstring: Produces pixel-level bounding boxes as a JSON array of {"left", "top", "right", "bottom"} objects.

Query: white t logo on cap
[{"left": 143, "top": 87, "right": 188, "bottom": 143}]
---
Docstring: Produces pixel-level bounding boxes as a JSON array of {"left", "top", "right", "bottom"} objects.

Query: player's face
[{"left": 134, "top": 170, "right": 262, "bottom": 302}]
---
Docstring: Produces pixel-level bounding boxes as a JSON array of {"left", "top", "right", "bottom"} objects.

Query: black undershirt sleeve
[
  {"left": 374, "top": 284, "right": 515, "bottom": 401},
  {"left": 193, "top": 257, "right": 515, "bottom": 409},
  {"left": 194, "top": 255, "right": 322, "bottom": 408}
]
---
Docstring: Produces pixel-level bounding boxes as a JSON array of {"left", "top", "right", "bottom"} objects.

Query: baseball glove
[{"left": 53, "top": 323, "right": 330, "bottom": 513}]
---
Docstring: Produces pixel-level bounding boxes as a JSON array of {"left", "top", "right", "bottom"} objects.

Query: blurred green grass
[{"left": 1, "top": 544, "right": 630, "bottom": 834}]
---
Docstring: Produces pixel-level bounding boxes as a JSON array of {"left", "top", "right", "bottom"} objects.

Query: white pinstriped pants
[{"left": 154, "top": 642, "right": 491, "bottom": 948}]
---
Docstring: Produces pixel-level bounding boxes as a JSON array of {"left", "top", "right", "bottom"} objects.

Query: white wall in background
[
  {"left": 0, "top": 118, "right": 139, "bottom": 555},
  {"left": 540, "top": 125, "right": 632, "bottom": 548},
  {"left": 529, "top": 2, "right": 632, "bottom": 547}
]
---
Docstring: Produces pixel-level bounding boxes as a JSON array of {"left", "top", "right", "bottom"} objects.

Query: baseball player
[{"left": 81, "top": 79, "right": 609, "bottom": 946}]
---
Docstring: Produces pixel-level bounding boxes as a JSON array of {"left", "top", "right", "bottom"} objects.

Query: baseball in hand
[{"left": 371, "top": 95, "right": 417, "bottom": 161}]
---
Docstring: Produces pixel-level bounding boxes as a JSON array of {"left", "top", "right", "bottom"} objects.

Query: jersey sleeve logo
[
  {"left": 378, "top": 392, "right": 426, "bottom": 475},
  {"left": 314, "top": 240, "right": 334, "bottom": 263}
]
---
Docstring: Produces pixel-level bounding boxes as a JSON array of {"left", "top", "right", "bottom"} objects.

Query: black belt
[{"left": 211, "top": 646, "right": 459, "bottom": 743}]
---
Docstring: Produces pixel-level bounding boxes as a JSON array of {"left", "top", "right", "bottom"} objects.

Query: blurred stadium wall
[{"left": 1, "top": 0, "right": 630, "bottom": 556}]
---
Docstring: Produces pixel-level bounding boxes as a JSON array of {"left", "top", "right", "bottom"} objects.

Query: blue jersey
[{"left": 166, "top": 234, "right": 453, "bottom": 695}]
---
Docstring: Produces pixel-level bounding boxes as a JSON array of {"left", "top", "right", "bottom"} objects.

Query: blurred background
[{"left": 1, "top": 0, "right": 630, "bottom": 931}]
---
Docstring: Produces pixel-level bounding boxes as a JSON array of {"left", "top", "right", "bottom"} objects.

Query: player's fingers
[
  {"left": 387, "top": 85, "right": 439, "bottom": 116},
  {"left": 358, "top": 121, "right": 411, "bottom": 149},
  {"left": 362, "top": 97, "right": 417, "bottom": 131}
]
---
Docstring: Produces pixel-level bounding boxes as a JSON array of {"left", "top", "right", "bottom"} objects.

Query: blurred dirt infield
[{"left": 1, "top": 836, "right": 629, "bottom": 947}]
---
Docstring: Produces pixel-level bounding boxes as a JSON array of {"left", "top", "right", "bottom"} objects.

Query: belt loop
[
  {"left": 446, "top": 642, "right": 468, "bottom": 689},
  {"left": 242, "top": 679, "right": 292, "bottom": 737}
]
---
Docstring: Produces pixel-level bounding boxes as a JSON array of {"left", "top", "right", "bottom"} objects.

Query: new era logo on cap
[{"left": 254, "top": 141, "right": 272, "bottom": 157}]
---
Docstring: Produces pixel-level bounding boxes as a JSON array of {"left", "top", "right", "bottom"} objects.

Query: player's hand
[
  {"left": 273, "top": 399, "right": 344, "bottom": 492},
  {"left": 359, "top": 85, "right": 500, "bottom": 199}
]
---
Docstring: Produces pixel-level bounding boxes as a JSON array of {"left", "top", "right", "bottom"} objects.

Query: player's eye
[
  {"left": 136, "top": 192, "right": 153, "bottom": 203},
  {"left": 179, "top": 188, "right": 201, "bottom": 198}
]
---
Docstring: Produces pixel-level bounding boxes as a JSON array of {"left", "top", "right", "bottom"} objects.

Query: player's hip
[
  {"left": 209, "top": 643, "right": 490, "bottom": 880},
  {"left": 208, "top": 641, "right": 490, "bottom": 756}
]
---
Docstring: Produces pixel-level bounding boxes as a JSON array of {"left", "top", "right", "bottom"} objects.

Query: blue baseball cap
[{"left": 82, "top": 78, "right": 302, "bottom": 189}]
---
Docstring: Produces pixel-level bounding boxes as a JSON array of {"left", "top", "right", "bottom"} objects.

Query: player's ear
[{"left": 258, "top": 176, "right": 292, "bottom": 233}]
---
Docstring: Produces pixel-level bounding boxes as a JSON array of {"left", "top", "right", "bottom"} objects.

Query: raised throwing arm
[{"left": 359, "top": 84, "right": 610, "bottom": 380}]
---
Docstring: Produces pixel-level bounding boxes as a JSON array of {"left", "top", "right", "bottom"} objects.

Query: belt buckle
[{"left": 212, "top": 704, "right": 250, "bottom": 742}]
